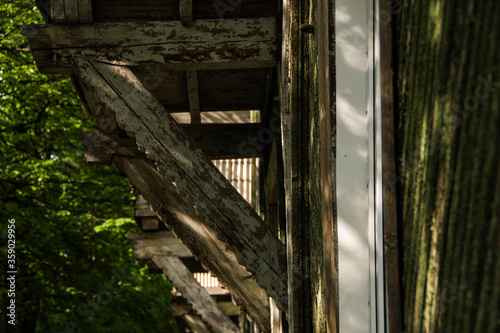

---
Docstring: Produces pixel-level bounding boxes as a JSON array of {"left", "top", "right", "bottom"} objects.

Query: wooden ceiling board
[{"left": 93, "top": 0, "right": 179, "bottom": 22}]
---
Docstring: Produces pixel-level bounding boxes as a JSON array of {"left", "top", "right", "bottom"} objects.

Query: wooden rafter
[
  {"left": 22, "top": 18, "right": 277, "bottom": 73},
  {"left": 152, "top": 255, "right": 239, "bottom": 333},
  {"left": 129, "top": 232, "right": 193, "bottom": 259},
  {"left": 179, "top": 0, "right": 193, "bottom": 22},
  {"left": 72, "top": 59, "right": 287, "bottom": 330}
]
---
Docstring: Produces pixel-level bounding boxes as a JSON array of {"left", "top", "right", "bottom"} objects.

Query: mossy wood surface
[{"left": 396, "top": 1, "right": 500, "bottom": 332}]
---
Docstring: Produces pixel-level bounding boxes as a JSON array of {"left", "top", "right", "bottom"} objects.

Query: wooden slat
[
  {"left": 23, "top": 18, "right": 277, "bottom": 73},
  {"left": 50, "top": 0, "right": 66, "bottom": 22},
  {"left": 140, "top": 217, "right": 160, "bottom": 231},
  {"left": 113, "top": 156, "right": 271, "bottom": 331},
  {"left": 77, "top": 0, "right": 92, "bottom": 22},
  {"left": 218, "top": 301, "right": 239, "bottom": 317},
  {"left": 64, "top": 0, "right": 79, "bottom": 22},
  {"left": 152, "top": 256, "right": 240, "bottom": 333},
  {"left": 128, "top": 232, "right": 193, "bottom": 259},
  {"left": 186, "top": 70, "right": 201, "bottom": 125},
  {"left": 179, "top": 0, "right": 193, "bottom": 22}
]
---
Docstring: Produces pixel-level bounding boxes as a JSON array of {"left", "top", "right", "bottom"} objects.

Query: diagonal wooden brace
[{"left": 72, "top": 59, "right": 288, "bottom": 327}]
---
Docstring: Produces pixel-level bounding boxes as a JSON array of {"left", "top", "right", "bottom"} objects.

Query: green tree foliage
[{"left": 0, "top": 2, "right": 179, "bottom": 332}]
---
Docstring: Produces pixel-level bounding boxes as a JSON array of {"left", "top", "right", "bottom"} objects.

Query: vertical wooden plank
[
  {"left": 186, "top": 70, "right": 201, "bottom": 124},
  {"left": 379, "top": 1, "right": 402, "bottom": 332},
  {"left": 180, "top": 0, "right": 193, "bottom": 22},
  {"left": 64, "top": 0, "right": 79, "bottom": 22},
  {"left": 50, "top": 0, "right": 66, "bottom": 22},
  {"left": 281, "top": 0, "right": 312, "bottom": 331},
  {"left": 78, "top": 0, "right": 93, "bottom": 22}
]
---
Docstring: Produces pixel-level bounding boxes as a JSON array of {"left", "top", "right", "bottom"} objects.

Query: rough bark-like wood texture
[
  {"left": 396, "top": 0, "right": 500, "bottom": 332},
  {"left": 22, "top": 18, "right": 277, "bottom": 73},
  {"left": 129, "top": 232, "right": 193, "bottom": 259},
  {"left": 112, "top": 156, "right": 271, "bottom": 331},
  {"left": 152, "top": 255, "right": 240, "bottom": 333},
  {"left": 72, "top": 59, "right": 288, "bottom": 326}
]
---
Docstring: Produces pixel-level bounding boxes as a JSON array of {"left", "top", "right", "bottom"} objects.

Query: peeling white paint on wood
[
  {"left": 113, "top": 156, "right": 271, "bottom": 331},
  {"left": 22, "top": 18, "right": 277, "bottom": 72},
  {"left": 24, "top": 18, "right": 276, "bottom": 48},
  {"left": 72, "top": 59, "right": 287, "bottom": 312},
  {"left": 152, "top": 255, "right": 240, "bottom": 333}
]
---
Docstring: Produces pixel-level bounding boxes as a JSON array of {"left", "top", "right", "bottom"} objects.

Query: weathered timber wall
[{"left": 396, "top": 1, "right": 500, "bottom": 332}]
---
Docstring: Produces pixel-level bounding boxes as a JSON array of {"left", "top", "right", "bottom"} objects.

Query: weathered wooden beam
[
  {"left": 73, "top": 59, "right": 287, "bottom": 320},
  {"left": 152, "top": 255, "right": 239, "bottom": 333},
  {"left": 153, "top": 256, "right": 239, "bottom": 333},
  {"left": 79, "top": 124, "right": 263, "bottom": 165},
  {"left": 186, "top": 70, "right": 201, "bottom": 125},
  {"left": 179, "top": 0, "right": 193, "bottom": 22},
  {"left": 112, "top": 155, "right": 271, "bottom": 331},
  {"left": 23, "top": 18, "right": 277, "bottom": 73},
  {"left": 134, "top": 195, "right": 162, "bottom": 231},
  {"left": 129, "top": 232, "right": 193, "bottom": 259}
]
